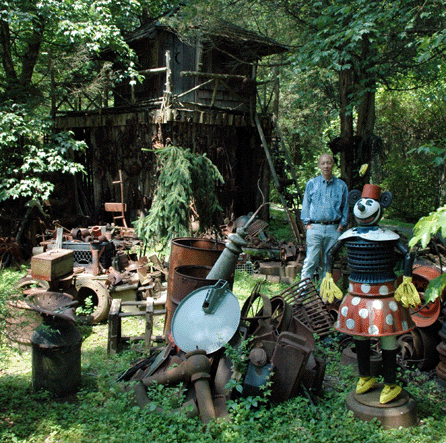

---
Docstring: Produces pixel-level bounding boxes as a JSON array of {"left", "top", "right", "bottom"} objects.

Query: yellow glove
[
  {"left": 359, "top": 163, "right": 369, "bottom": 176},
  {"left": 394, "top": 276, "right": 421, "bottom": 308},
  {"left": 320, "top": 272, "right": 343, "bottom": 303}
]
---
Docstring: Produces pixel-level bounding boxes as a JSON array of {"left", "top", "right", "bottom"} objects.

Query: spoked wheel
[
  {"left": 240, "top": 283, "right": 293, "bottom": 335},
  {"left": 241, "top": 283, "right": 272, "bottom": 334}
]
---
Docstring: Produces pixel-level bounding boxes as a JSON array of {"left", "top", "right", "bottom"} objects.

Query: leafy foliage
[
  {"left": 408, "top": 205, "right": 446, "bottom": 302},
  {"left": 410, "top": 206, "right": 446, "bottom": 249},
  {"left": 134, "top": 145, "right": 224, "bottom": 248},
  {"left": 0, "top": 104, "right": 86, "bottom": 203}
]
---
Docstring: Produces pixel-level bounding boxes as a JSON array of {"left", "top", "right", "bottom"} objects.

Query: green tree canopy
[{"left": 178, "top": 0, "right": 446, "bottom": 188}]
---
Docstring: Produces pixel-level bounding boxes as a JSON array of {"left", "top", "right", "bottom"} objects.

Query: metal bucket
[
  {"left": 165, "top": 238, "right": 226, "bottom": 334},
  {"left": 31, "top": 318, "right": 82, "bottom": 397}
]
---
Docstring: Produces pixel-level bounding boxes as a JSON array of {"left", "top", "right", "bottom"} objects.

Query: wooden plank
[{"left": 104, "top": 202, "right": 126, "bottom": 212}]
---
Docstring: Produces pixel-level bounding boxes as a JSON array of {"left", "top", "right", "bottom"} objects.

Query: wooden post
[
  {"left": 144, "top": 298, "right": 154, "bottom": 351},
  {"left": 165, "top": 50, "right": 172, "bottom": 94},
  {"left": 107, "top": 299, "right": 122, "bottom": 356}
]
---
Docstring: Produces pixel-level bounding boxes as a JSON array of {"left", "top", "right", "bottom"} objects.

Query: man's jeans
[{"left": 301, "top": 224, "right": 340, "bottom": 281}]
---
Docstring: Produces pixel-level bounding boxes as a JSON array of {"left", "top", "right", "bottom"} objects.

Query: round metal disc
[{"left": 171, "top": 285, "right": 240, "bottom": 354}]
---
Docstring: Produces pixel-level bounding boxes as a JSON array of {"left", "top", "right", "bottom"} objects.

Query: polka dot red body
[{"left": 335, "top": 281, "right": 414, "bottom": 337}]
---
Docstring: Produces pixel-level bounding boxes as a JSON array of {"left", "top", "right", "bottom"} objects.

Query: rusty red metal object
[
  {"left": 279, "top": 278, "right": 334, "bottom": 337},
  {"left": 165, "top": 238, "right": 225, "bottom": 334},
  {"left": 410, "top": 264, "right": 444, "bottom": 327},
  {"left": 26, "top": 291, "right": 77, "bottom": 323}
]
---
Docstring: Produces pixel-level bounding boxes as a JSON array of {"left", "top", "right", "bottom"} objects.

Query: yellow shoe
[
  {"left": 356, "top": 376, "right": 376, "bottom": 394},
  {"left": 380, "top": 384, "right": 402, "bottom": 404}
]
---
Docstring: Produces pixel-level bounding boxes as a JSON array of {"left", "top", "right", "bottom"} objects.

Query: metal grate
[
  {"left": 72, "top": 250, "right": 92, "bottom": 265},
  {"left": 236, "top": 261, "right": 254, "bottom": 275},
  {"left": 62, "top": 242, "right": 115, "bottom": 268},
  {"left": 279, "top": 278, "right": 334, "bottom": 337}
]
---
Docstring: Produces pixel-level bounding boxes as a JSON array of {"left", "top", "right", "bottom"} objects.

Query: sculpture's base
[{"left": 345, "top": 384, "right": 417, "bottom": 429}]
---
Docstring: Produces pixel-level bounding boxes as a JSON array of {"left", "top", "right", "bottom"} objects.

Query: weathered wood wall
[{"left": 57, "top": 109, "right": 271, "bottom": 227}]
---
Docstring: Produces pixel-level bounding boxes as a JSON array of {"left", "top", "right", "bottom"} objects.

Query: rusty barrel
[
  {"left": 165, "top": 238, "right": 226, "bottom": 334},
  {"left": 171, "top": 264, "right": 219, "bottom": 311}
]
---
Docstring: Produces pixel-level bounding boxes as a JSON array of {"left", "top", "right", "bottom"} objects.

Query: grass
[{"left": 1, "top": 268, "right": 446, "bottom": 442}]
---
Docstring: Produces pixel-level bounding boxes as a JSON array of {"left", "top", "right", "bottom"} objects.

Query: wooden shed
[{"left": 53, "top": 10, "right": 288, "bottom": 227}]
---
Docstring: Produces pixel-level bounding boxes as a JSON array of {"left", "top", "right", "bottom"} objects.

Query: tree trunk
[
  {"left": 20, "top": 23, "right": 44, "bottom": 87},
  {"left": 0, "top": 20, "right": 17, "bottom": 81},
  {"left": 338, "top": 68, "right": 354, "bottom": 188}
]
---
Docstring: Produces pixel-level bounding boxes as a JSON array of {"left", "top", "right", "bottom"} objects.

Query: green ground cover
[{"left": 1, "top": 268, "right": 446, "bottom": 443}]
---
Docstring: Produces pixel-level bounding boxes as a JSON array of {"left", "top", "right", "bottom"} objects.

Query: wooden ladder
[{"left": 255, "top": 113, "right": 305, "bottom": 245}]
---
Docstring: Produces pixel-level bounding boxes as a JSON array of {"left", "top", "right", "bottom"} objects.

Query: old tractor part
[
  {"left": 141, "top": 349, "right": 216, "bottom": 424},
  {"left": 242, "top": 347, "right": 273, "bottom": 397},
  {"left": 171, "top": 280, "right": 240, "bottom": 354},
  {"left": 16, "top": 274, "right": 50, "bottom": 295},
  {"left": 74, "top": 276, "right": 111, "bottom": 323},
  {"left": 269, "top": 332, "right": 311, "bottom": 403},
  {"left": 27, "top": 291, "right": 81, "bottom": 397},
  {"left": 279, "top": 241, "right": 303, "bottom": 263},
  {"left": 279, "top": 278, "right": 334, "bottom": 337},
  {"left": 241, "top": 283, "right": 277, "bottom": 336}
]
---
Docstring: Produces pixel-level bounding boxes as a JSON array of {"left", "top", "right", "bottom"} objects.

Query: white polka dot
[
  {"left": 359, "top": 308, "right": 369, "bottom": 319},
  {"left": 349, "top": 283, "right": 353, "bottom": 292},
  {"left": 369, "top": 325, "right": 379, "bottom": 335},
  {"left": 346, "top": 319, "right": 355, "bottom": 330},
  {"left": 379, "top": 285, "right": 389, "bottom": 295},
  {"left": 341, "top": 306, "right": 349, "bottom": 317},
  {"left": 352, "top": 297, "right": 361, "bottom": 306},
  {"left": 361, "top": 284, "right": 371, "bottom": 293},
  {"left": 389, "top": 301, "right": 398, "bottom": 312},
  {"left": 373, "top": 300, "right": 383, "bottom": 310},
  {"left": 386, "top": 314, "right": 394, "bottom": 325},
  {"left": 402, "top": 321, "right": 408, "bottom": 330}
]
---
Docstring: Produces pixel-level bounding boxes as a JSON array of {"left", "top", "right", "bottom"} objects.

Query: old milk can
[{"left": 28, "top": 291, "right": 82, "bottom": 397}]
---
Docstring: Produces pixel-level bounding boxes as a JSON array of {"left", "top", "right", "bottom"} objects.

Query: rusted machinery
[{"left": 119, "top": 214, "right": 328, "bottom": 424}]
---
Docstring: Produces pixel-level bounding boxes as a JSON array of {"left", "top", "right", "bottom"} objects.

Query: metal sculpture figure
[{"left": 320, "top": 184, "right": 421, "bottom": 404}]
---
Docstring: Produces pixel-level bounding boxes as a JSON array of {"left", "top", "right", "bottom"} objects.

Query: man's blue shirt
[{"left": 301, "top": 175, "right": 348, "bottom": 226}]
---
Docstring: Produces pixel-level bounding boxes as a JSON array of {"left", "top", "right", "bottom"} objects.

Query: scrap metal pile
[
  {"left": 6, "top": 212, "right": 446, "bottom": 424},
  {"left": 117, "top": 215, "right": 332, "bottom": 424},
  {"left": 7, "top": 224, "right": 167, "bottom": 349},
  {"left": 119, "top": 278, "right": 331, "bottom": 423}
]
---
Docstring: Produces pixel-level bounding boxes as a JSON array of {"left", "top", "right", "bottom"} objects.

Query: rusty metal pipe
[
  {"left": 91, "top": 248, "right": 99, "bottom": 276},
  {"left": 191, "top": 372, "right": 216, "bottom": 424},
  {"left": 142, "top": 349, "right": 210, "bottom": 388}
]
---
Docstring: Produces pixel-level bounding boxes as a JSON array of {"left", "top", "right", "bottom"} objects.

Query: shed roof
[{"left": 124, "top": 8, "right": 288, "bottom": 58}]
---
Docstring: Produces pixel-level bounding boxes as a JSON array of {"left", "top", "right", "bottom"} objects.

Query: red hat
[{"left": 362, "top": 184, "right": 381, "bottom": 200}]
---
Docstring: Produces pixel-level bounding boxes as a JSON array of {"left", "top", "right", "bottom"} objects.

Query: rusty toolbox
[{"left": 31, "top": 249, "right": 74, "bottom": 281}]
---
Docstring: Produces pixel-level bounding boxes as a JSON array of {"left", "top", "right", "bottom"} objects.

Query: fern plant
[{"left": 134, "top": 145, "right": 224, "bottom": 248}]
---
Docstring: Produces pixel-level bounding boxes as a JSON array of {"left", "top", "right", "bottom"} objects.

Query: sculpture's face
[{"left": 353, "top": 198, "right": 382, "bottom": 225}]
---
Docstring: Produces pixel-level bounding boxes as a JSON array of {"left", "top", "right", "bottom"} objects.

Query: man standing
[{"left": 300, "top": 153, "right": 348, "bottom": 281}]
